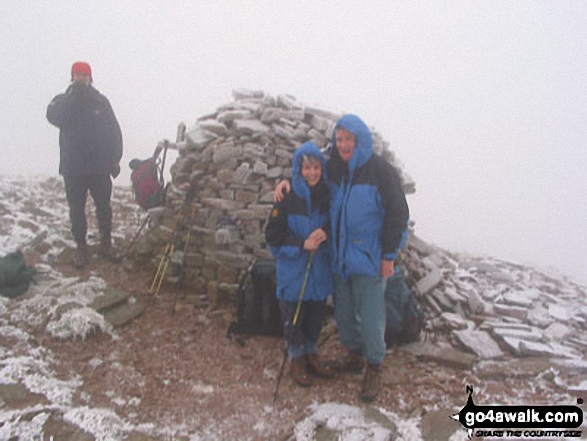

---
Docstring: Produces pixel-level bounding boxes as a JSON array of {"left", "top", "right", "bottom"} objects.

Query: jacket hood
[
  {"left": 330, "top": 114, "right": 373, "bottom": 172},
  {"left": 291, "top": 141, "right": 328, "bottom": 209}
]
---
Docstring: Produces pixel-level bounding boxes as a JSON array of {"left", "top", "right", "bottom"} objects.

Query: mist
[{"left": 1, "top": 0, "right": 586, "bottom": 284}]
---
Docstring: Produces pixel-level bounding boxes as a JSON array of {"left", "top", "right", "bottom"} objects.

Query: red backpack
[{"left": 130, "top": 142, "right": 168, "bottom": 210}]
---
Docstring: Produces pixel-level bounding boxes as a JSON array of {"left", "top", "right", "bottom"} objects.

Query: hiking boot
[
  {"left": 306, "top": 354, "right": 335, "bottom": 379},
  {"left": 359, "top": 363, "right": 381, "bottom": 402},
  {"left": 328, "top": 352, "right": 365, "bottom": 374},
  {"left": 72, "top": 242, "right": 88, "bottom": 269},
  {"left": 99, "top": 238, "right": 121, "bottom": 263},
  {"left": 290, "top": 357, "right": 312, "bottom": 387}
]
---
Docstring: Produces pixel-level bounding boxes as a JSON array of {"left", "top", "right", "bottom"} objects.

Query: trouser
[
  {"left": 333, "top": 274, "right": 387, "bottom": 365},
  {"left": 280, "top": 300, "right": 326, "bottom": 359},
  {"left": 63, "top": 174, "right": 113, "bottom": 244}
]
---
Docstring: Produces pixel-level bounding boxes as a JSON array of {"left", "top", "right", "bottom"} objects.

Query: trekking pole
[
  {"left": 121, "top": 213, "right": 151, "bottom": 260},
  {"left": 171, "top": 204, "right": 197, "bottom": 314},
  {"left": 273, "top": 251, "right": 315, "bottom": 403},
  {"left": 149, "top": 186, "right": 196, "bottom": 298},
  {"left": 149, "top": 241, "right": 175, "bottom": 297}
]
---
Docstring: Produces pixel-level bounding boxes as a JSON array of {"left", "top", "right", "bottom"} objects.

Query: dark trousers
[
  {"left": 280, "top": 300, "right": 326, "bottom": 359},
  {"left": 63, "top": 175, "right": 112, "bottom": 244}
]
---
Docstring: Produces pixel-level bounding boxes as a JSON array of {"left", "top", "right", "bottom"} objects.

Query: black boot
[
  {"left": 99, "top": 237, "right": 121, "bottom": 263},
  {"left": 290, "top": 357, "right": 313, "bottom": 387},
  {"left": 72, "top": 242, "right": 88, "bottom": 269},
  {"left": 360, "top": 363, "right": 381, "bottom": 402}
]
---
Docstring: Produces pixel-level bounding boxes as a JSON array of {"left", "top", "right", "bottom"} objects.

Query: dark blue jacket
[
  {"left": 328, "top": 114, "right": 409, "bottom": 280},
  {"left": 47, "top": 84, "right": 123, "bottom": 177},
  {"left": 265, "top": 142, "right": 333, "bottom": 302}
]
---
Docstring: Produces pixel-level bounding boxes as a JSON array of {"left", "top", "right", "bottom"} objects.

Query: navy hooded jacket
[
  {"left": 47, "top": 84, "right": 123, "bottom": 177},
  {"left": 265, "top": 142, "right": 333, "bottom": 302},
  {"left": 328, "top": 114, "right": 409, "bottom": 280}
]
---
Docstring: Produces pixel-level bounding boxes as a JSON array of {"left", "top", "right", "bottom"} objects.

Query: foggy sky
[{"left": 1, "top": 0, "right": 586, "bottom": 284}]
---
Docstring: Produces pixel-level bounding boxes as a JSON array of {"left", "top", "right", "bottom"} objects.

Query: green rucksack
[{"left": 0, "top": 250, "right": 36, "bottom": 299}]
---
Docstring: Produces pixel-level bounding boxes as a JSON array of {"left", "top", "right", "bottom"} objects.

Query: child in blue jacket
[{"left": 265, "top": 142, "right": 334, "bottom": 387}]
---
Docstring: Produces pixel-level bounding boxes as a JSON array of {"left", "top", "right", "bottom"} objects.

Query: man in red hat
[{"left": 47, "top": 62, "right": 123, "bottom": 269}]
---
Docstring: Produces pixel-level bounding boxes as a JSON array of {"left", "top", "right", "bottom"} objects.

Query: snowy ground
[{"left": 0, "top": 176, "right": 585, "bottom": 441}]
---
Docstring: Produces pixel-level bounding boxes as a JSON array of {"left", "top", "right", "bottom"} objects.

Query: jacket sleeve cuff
[{"left": 383, "top": 251, "right": 398, "bottom": 261}]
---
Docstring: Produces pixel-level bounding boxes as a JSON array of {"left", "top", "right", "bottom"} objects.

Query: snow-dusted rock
[{"left": 453, "top": 330, "right": 504, "bottom": 359}]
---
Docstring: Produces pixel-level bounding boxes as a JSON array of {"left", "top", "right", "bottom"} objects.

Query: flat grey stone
[
  {"left": 420, "top": 408, "right": 461, "bottom": 441},
  {"left": 544, "top": 322, "right": 573, "bottom": 341},
  {"left": 311, "top": 115, "right": 332, "bottom": 132},
  {"left": 284, "top": 109, "right": 305, "bottom": 120},
  {"left": 417, "top": 266, "right": 443, "bottom": 296},
  {"left": 553, "top": 359, "right": 587, "bottom": 374},
  {"left": 468, "top": 289, "right": 488, "bottom": 314},
  {"left": 186, "top": 127, "right": 217, "bottom": 150},
  {"left": 212, "top": 145, "right": 240, "bottom": 164},
  {"left": 198, "top": 119, "right": 227, "bottom": 136},
  {"left": 493, "top": 303, "right": 528, "bottom": 320},
  {"left": 252, "top": 161, "right": 267, "bottom": 176},
  {"left": 502, "top": 292, "right": 533, "bottom": 308},
  {"left": 276, "top": 94, "right": 299, "bottom": 109},
  {"left": 501, "top": 337, "right": 521, "bottom": 355},
  {"left": 454, "top": 330, "right": 504, "bottom": 359},
  {"left": 439, "top": 312, "right": 470, "bottom": 329},
  {"left": 519, "top": 340, "right": 556, "bottom": 357},
  {"left": 90, "top": 288, "right": 130, "bottom": 313},
  {"left": 266, "top": 166, "right": 283, "bottom": 179},
  {"left": 103, "top": 302, "right": 145, "bottom": 328},
  {"left": 527, "top": 305, "right": 554, "bottom": 327},
  {"left": 548, "top": 304, "right": 570, "bottom": 321},
  {"left": 233, "top": 119, "right": 270, "bottom": 135},
  {"left": 274, "top": 125, "right": 295, "bottom": 139},
  {"left": 443, "top": 286, "right": 468, "bottom": 304},
  {"left": 201, "top": 198, "right": 245, "bottom": 211},
  {"left": 217, "top": 109, "right": 252, "bottom": 122},
  {"left": 430, "top": 288, "right": 454, "bottom": 311},
  {"left": 260, "top": 107, "right": 282, "bottom": 124},
  {"left": 492, "top": 327, "right": 543, "bottom": 342}
]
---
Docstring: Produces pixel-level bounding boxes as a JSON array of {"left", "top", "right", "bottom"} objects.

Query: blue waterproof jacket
[
  {"left": 47, "top": 84, "right": 123, "bottom": 177},
  {"left": 328, "top": 114, "right": 409, "bottom": 280},
  {"left": 265, "top": 142, "right": 333, "bottom": 302}
]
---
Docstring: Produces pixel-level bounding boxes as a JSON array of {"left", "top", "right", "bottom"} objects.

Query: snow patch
[{"left": 46, "top": 306, "right": 112, "bottom": 340}]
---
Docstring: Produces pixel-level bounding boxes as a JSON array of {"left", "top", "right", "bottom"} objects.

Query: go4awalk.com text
[{"left": 451, "top": 386, "right": 583, "bottom": 439}]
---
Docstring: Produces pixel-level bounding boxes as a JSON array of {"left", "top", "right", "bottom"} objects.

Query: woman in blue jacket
[{"left": 265, "top": 142, "right": 334, "bottom": 387}]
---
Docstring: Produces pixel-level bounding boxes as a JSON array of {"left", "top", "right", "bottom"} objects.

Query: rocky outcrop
[{"left": 401, "top": 235, "right": 587, "bottom": 366}]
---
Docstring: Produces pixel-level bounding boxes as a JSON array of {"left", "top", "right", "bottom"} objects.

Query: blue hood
[
  {"left": 330, "top": 114, "right": 373, "bottom": 173},
  {"left": 291, "top": 141, "right": 328, "bottom": 212}
]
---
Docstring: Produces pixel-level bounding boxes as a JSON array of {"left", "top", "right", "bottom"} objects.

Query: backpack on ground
[
  {"left": 384, "top": 264, "right": 424, "bottom": 346},
  {"left": 227, "top": 258, "right": 283, "bottom": 338},
  {"left": 0, "top": 250, "right": 36, "bottom": 299},
  {"left": 129, "top": 141, "right": 169, "bottom": 211}
]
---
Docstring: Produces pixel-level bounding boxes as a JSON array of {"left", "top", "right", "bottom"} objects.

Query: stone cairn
[
  {"left": 134, "top": 89, "right": 587, "bottom": 369},
  {"left": 135, "top": 89, "right": 415, "bottom": 309}
]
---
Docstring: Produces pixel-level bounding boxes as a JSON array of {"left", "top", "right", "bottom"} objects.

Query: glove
[
  {"left": 69, "top": 80, "right": 89, "bottom": 96},
  {"left": 110, "top": 163, "right": 121, "bottom": 179}
]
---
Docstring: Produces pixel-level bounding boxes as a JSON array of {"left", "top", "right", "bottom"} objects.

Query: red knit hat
[{"left": 71, "top": 62, "right": 92, "bottom": 81}]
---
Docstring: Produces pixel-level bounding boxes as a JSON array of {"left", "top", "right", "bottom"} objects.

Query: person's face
[
  {"left": 301, "top": 160, "right": 322, "bottom": 187},
  {"left": 335, "top": 128, "right": 355, "bottom": 163},
  {"left": 72, "top": 72, "right": 91, "bottom": 84}
]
